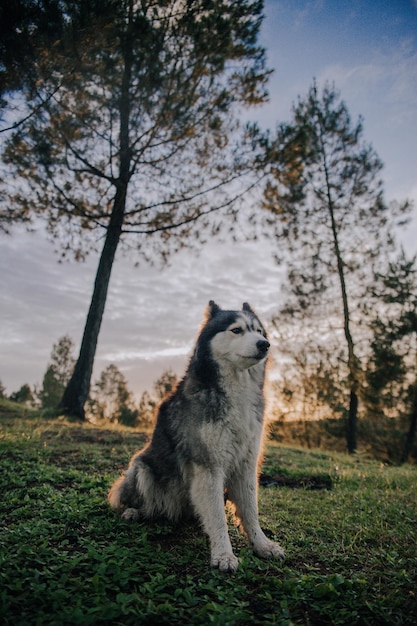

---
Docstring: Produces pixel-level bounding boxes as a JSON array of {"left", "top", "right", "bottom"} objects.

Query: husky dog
[{"left": 108, "top": 301, "right": 285, "bottom": 572}]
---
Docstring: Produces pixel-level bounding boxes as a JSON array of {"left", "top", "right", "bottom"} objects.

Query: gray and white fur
[{"left": 108, "top": 300, "right": 285, "bottom": 572}]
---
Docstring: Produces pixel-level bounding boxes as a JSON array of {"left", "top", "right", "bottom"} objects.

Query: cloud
[
  {"left": 316, "top": 43, "right": 417, "bottom": 119},
  {"left": 292, "top": 0, "right": 326, "bottom": 31},
  {"left": 0, "top": 223, "right": 280, "bottom": 397}
]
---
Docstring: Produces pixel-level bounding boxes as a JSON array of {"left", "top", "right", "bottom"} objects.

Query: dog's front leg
[
  {"left": 228, "top": 464, "right": 285, "bottom": 562},
  {"left": 190, "top": 465, "right": 238, "bottom": 572}
]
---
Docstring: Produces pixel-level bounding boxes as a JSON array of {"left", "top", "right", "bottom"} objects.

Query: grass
[{"left": 0, "top": 400, "right": 416, "bottom": 625}]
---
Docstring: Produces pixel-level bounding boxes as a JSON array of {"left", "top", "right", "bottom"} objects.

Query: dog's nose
[{"left": 256, "top": 339, "right": 270, "bottom": 353}]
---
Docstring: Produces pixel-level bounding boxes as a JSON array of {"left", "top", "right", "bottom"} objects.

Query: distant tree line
[{"left": 0, "top": 335, "right": 177, "bottom": 428}]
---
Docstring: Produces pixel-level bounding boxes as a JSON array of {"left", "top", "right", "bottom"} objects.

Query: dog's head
[{"left": 202, "top": 300, "right": 270, "bottom": 371}]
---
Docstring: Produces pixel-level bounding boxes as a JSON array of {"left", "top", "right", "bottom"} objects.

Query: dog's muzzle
[{"left": 256, "top": 339, "right": 270, "bottom": 357}]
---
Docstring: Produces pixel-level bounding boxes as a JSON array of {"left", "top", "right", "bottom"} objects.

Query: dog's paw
[
  {"left": 211, "top": 552, "right": 239, "bottom": 573},
  {"left": 253, "top": 540, "right": 285, "bottom": 561},
  {"left": 121, "top": 507, "right": 140, "bottom": 522}
]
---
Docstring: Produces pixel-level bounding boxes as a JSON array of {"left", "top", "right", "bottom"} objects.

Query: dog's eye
[
  {"left": 257, "top": 329, "right": 263, "bottom": 335},
  {"left": 231, "top": 327, "right": 243, "bottom": 335}
]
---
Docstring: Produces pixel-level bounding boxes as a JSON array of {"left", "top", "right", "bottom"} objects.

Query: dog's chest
[{"left": 199, "top": 372, "right": 264, "bottom": 471}]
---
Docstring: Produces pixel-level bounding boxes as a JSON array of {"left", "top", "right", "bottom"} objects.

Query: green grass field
[{"left": 1, "top": 401, "right": 416, "bottom": 625}]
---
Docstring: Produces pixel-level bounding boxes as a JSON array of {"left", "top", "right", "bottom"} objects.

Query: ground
[{"left": 0, "top": 404, "right": 416, "bottom": 625}]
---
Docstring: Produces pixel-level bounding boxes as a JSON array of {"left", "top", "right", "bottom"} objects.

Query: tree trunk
[
  {"left": 319, "top": 118, "right": 359, "bottom": 454},
  {"left": 346, "top": 389, "right": 358, "bottom": 455},
  {"left": 59, "top": 3, "right": 133, "bottom": 420},
  {"left": 59, "top": 194, "right": 125, "bottom": 419},
  {"left": 400, "top": 381, "right": 417, "bottom": 464}
]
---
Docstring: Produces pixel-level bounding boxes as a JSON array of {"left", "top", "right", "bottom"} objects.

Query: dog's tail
[{"left": 108, "top": 475, "right": 126, "bottom": 510}]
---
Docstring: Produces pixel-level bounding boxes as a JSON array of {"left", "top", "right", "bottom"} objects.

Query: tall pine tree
[
  {"left": 1, "top": 0, "right": 271, "bottom": 419},
  {"left": 366, "top": 251, "right": 417, "bottom": 462},
  {"left": 263, "top": 82, "right": 410, "bottom": 453}
]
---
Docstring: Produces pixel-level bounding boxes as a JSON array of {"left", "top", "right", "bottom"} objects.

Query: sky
[{"left": 1, "top": 0, "right": 417, "bottom": 399}]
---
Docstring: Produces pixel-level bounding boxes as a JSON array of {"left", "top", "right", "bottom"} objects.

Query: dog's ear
[
  {"left": 207, "top": 300, "right": 221, "bottom": 319},
  {"left": 242, "top": 302, "right": 255, "bottom": 315}
]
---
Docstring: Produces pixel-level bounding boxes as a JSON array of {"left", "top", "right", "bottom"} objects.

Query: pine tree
[
  {"left": 263, "top": 82, "right": 410, "bottom": 453},
  {"left": 366, "top": 250, "right": 417, "bottom": 462},
  {"left": 137, "top": 369, "right": 178, "bottom": 426},
  {"left": 88, "top": 363, "right": 138, "bottom": 425},
  {"left": 9, "top": 384, "right": 35, "bottom": 406},
  {"left": 39, "top": 336, "right": 75, "bottom": 409},
  {"left": 1, "top": 0, "right": 270, "bottom": 419}
]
